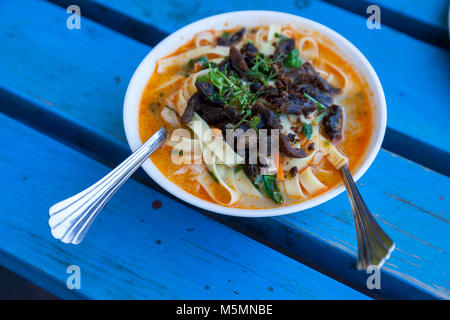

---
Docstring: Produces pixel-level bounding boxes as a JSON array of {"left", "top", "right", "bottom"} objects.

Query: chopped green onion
[
  {"left": 207, "top": 170, "right": 219, "bottom": 183},
  {"left": 304, "top": 92, "right": 327, "bottom": 111},
  {"left": 302, "top": 123, "right": 313, "bottom": 140},
  {"left": 312, "top": 112, "right": 326, "bottom": 125},
  {"left": 164, "top": 105, "right": 176, "bottom": 112}
]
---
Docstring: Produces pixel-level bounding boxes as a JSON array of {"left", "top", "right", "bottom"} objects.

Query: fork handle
[
  {"left": 48, "top": 127, "right": 167, "bottom": 244},
  {"left": 340, "top": 165, "right": 395, "bottom": 270}
]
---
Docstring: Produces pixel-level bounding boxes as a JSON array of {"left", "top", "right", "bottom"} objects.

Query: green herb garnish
[
  {"left": 302, "top": 123, "right": 313, "bottom": 140},
  {"left": 197, "top": 74, "right": 209, "bottom": 83},
  {"left": 246, "top": 70, "right": 270, "bottom": 85},
  {"left": 274, "top": 32, "right": 288, "bottom": 41},
  {"left": 207, "top": 170, "right": 219, "bottom": 182},
  {"left": 284, "top": 49, "right": 302, "bottom": 69},
  {"left": 312, "top": 112, "right": 326, "bottom": 125},
  {"left": 255, "top": 175, "right": 284, "bottom": 204},
  {"left": 304, "top": 92, "right": 327, "bottom": 111},
  {"left": 232, "top": 109, "right": 252, "bottom": 129},
  {"left": 188, "top": 56, "right": 209, "bottom": 69},
  {"left": 246, "top": 53, "right": 280, "bottom": 85},
  {"left": 203, "top": 62, "right": 259, "bottom": 112},
  {"left": 207, "top": 64, "right": 232, "bottom": 95},
  {"left": 249, "top": 115, "right": 261, "bottom": 130},
  {"left": 164, "top": 105, "right": 176, "bottom": 112}
]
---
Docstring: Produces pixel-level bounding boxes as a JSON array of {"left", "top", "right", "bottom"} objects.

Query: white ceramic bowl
[{"left": 123, "top": 10, "right": 386, "bottom": 217}]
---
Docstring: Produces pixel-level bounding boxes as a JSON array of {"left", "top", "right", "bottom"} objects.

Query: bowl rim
[{"left": 123, "top": 10, "right": 386, "bottom": 218}]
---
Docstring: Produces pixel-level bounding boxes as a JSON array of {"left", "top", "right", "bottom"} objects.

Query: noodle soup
[{"left": 138, "top": 25, "right": 373, "bottom": 209}]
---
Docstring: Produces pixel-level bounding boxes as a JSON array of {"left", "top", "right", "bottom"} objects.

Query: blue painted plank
[
  {"left": 323, "top": 0, "right": 450, "bottom": 50},
  {"left": 0, "top": 0, "right": 448, "bottom": 299},
  {"left": 46, "top": 0, "right": 450, "bottom": 175},
  {"left": 373, "top": 0, "right": 449, "bottom": 31},
  {"left": 0, "top": 112, "right": 368, "bottom": 300}
]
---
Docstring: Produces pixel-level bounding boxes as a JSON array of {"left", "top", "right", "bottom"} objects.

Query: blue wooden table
[{"left": 0, "top": 0, "right": 449, "bottom": 300}]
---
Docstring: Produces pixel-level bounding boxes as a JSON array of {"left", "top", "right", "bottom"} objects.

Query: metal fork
[
  {"left": 340, "top": 165, "right": 395, "bottom": 270},
  {"left": 48, "top": 127, "right": 167, "bottom": 244}
]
